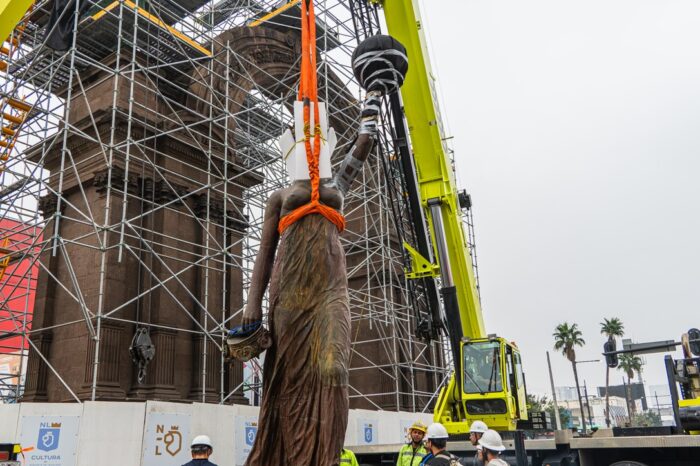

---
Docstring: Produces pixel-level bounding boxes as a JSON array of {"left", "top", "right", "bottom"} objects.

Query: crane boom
[
  {"left": 381, "top": 0, "right": 529, "bottom": 432},
  {"left": 383, "top": 0, "right": 485, "bottom": 340}
]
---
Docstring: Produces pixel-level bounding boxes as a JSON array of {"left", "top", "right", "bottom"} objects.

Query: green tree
[
  {"left": 600, "top": 317, "right": 625, "bottom": 427},
  {"left": 552, "top": 404, "right": 572, "bottom": 429},
  {"left": 618, "top": 354, "right": 643, "bottom": 417},
  {"left": 543, "top": 399, "right": 571, "bottom": 429},
  {"left": 553, "top": 322, "right": 587, "bottom": 432},
  {"left": 526, "top": 394, "right": 572, "bottom": 430},
  {"left": 527, "top": 393, "right": 549, "bottom": 413}
]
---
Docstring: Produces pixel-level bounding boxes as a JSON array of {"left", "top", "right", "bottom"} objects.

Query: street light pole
[
  {"left": 573, "top": 359, "right": 600, "bottom": 434},
  {"left": 584, "top": 381, "right": 594, "bottom": 428},
  {"left": 547, "top": 351, "right": 562, "bottom": 430},
  {"left": 655, "top": 391, "right": 661, "bottom": 416}
]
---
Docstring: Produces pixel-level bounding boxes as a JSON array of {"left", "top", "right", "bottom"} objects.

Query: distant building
[
  {"left": 648, "top": 384, "right": 671, "bottom": 404},
  {"left": 597, "top": 382, "right": 648, "bottom": 411},
  {"left": 648, "top": 384, "right": 676, "bottom": 426},
  {"left": 560, "top": 396, "right": 628, "bottom": 429},
  {"left": 0, "top": 352, "right": 23, "bottom": 399},
  {"left": 555, "top": 386, "right": 580, "bottom": 401}
]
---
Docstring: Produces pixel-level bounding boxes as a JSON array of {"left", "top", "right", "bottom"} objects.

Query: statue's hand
[{"left": 241, "top": 305, "right": 262, "bottom": 326}]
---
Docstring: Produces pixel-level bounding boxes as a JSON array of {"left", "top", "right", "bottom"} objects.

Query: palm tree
[
  {"left": 600, "top": 317, "right": 624, "bottom": 427},
  {"left": 619, "top": 354, "right": 643, "bottom": 417},
  {"left": 553, "top": 322, "right": 587, "bottom": 432}
]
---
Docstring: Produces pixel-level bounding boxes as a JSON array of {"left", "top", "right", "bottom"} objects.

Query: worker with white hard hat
[
  {"left": 396, "top": 421, "right": 428, "bottom": 466},
  {"left": 418, "top": 423, "right": 460, "bottom": 466},
  {"left": 468, "top": 420, "right": 488, "bottom": 465},
  {"left": 181, "top": 435, "right": 217, "bottom": 466},
  {"left": 477, "top": 429, "right": 508, "bottom": 466}
]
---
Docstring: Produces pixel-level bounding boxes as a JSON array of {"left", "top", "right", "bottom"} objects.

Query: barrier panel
[{"left": 0, "top": 402, "right": 433, "bottom": 465}]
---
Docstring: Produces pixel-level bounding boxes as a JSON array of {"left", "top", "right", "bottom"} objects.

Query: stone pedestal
[{"left": 23, "top": 44, "right": 260, "bottom": 403}]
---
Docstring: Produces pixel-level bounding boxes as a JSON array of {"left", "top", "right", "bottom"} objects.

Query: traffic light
[
  {"left": 688, "top": 328, "right": 700, "bottom": 356},
  {"left": 604, "top": 338, "right": 618, "bottom": 368}
]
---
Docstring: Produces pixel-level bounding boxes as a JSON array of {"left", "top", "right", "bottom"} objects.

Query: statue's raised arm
[{"left": 332, "top": 90, "right": 382, "bottom": 195}]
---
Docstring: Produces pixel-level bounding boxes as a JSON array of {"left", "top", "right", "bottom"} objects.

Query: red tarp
[{"left": 0, "top": 218, "right": 40, "bottom": 353}]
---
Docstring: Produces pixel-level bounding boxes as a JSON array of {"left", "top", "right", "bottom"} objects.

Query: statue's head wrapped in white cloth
[{"left": 279, "top": 101, "right": 337, "bottom": 182}]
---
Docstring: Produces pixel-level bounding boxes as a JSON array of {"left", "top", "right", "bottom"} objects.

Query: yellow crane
[
  {"left": 381, "top": 0, "right": 529, "bottom": 432},
  {"left": 0, "top": 1, "right": 34, "bottom": 51}
]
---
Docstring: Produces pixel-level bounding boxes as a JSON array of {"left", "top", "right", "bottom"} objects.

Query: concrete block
[
  {"left": 554, "top": 429, "right": 573, "bottom": 444},
  {"left": 592, "top": 428, "right": 614, "bottom": 438}
]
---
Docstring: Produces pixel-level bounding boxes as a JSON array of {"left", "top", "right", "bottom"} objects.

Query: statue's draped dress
[{"left": 245, "top": 213, "right": 350, "bottom": 466}]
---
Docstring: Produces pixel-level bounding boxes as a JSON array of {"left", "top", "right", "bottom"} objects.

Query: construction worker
[
  {"left": 419, "top": 422, "right": 460, "bottom": 465},
  {"left": 468, "top": 420, "right": 488, "bottom": 465},
  {"left": 340, "top": 447, "right": 360, "bottom": 466},
  {"left": 182, "top": 435, "right": 217, "bottom": 466},
  {"left": 397, "top": 421, "right": 428, "bottom": 466},
  {"left": 477, "top": 430, "right": 508, "bottom": 466}
]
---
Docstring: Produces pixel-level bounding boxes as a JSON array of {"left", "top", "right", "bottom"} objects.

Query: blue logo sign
[
  {"left": 245, "top": 426, "right": 257, "bottom": 446},
  {"left": 364, "top": 425, "right": 373, "bottom": 443},
  {"left": 38, "top": 427, "right": 60, "bottom": 452}
]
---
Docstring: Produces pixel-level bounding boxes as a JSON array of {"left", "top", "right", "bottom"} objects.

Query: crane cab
[{"left": 435, "top": 336, "right": 528, "bottom": 433}]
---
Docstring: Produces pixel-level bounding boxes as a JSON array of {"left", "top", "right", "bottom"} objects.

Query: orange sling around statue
[{"left": 277, "top": 0, "right": 344, "bottom": 235}]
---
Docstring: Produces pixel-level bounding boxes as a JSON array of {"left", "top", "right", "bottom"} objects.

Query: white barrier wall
[
  {"left": 0, "top": 404, "right": 20, "bottom": 440},
  {"left": 0, "top": 402, "right": 433, "bottom": 465},
  {"left": 78, "top": 402, "right": 144, "bottom": 466}
]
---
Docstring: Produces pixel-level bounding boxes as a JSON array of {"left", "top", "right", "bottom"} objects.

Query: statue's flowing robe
[{"left": 246, "top": 214, "right": 350, "bottom": 466}]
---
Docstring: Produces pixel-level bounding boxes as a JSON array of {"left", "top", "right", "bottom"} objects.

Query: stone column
[
  {"left": 23, "top": 195, "right": 61, "bottom": 401},
  {"left": 189, "top": 194, "right": 226, "bottom": 402},
  {"left": 127, "top": 179, "right": 191, "bottom": 401},
  {"left": 224, "top": 206, "right": 250, "bottom": 405}
]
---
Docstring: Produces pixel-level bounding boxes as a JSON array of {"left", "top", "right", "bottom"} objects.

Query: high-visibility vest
[
  {"left": 397, "top": 444, "right": 428, "bottom": 466},
  {"left": 340, "top": 449, "right": 359, "bottom": 466}
]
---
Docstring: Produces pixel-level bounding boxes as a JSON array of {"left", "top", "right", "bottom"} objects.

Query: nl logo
[{"left": 37, "top": 422, "right": 62, "bottom": 452}]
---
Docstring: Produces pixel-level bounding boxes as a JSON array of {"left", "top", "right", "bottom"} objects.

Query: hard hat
[
  {"left": 409, "top": 421, "right": 427, "bottom": 433},
  {"left": 191, "top": 435, "right": 212, "bottom": 449},
  {"left": 425, "top": 422, "right": 449, "bottom": 440},
  {"left": 469, "top": 420, "right": 488, "bottom": 434},
  {"left": 478, "top": 429, "right": 506, "bottom": 452}
]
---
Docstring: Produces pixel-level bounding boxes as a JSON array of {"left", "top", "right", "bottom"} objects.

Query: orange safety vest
[{"left": 277, "top": 0, "right": 345, "bottom": 235}]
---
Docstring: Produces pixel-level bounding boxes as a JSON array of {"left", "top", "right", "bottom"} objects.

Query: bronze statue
[
  {"left": 228, "top": 28, "right": 408, "bottom": 466},
  {"left": 239, "top": 91, "right": 378, "bottom": 465}
]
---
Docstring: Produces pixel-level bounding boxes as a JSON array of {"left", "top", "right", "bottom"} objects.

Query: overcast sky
[{"left": 416, "top": 0, "right": 700, "bottom": 399}]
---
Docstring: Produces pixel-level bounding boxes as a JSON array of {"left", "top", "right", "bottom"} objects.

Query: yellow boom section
[
  {"left": 0, "top": 0, "right": 34, "bottom": 44},
  {"left": 383, "top": 0, "right": 485, "bottom": 339}
]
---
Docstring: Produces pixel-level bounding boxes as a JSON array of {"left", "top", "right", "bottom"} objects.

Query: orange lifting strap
[{"left": 277, "top": 0, "right": 345, "bottom": 235}]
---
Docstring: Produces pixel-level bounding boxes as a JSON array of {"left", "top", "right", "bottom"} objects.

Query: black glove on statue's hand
[
  {"left": 359, "top": 90, "right": 381, "bottom": 135},
  {"left": 361, "top": 90, "right": 382, "bottom": 118}
]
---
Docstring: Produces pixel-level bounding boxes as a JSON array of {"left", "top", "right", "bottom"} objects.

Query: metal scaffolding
[{"left": 0, "top": 0, "right": 449, "bottom": 411}]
